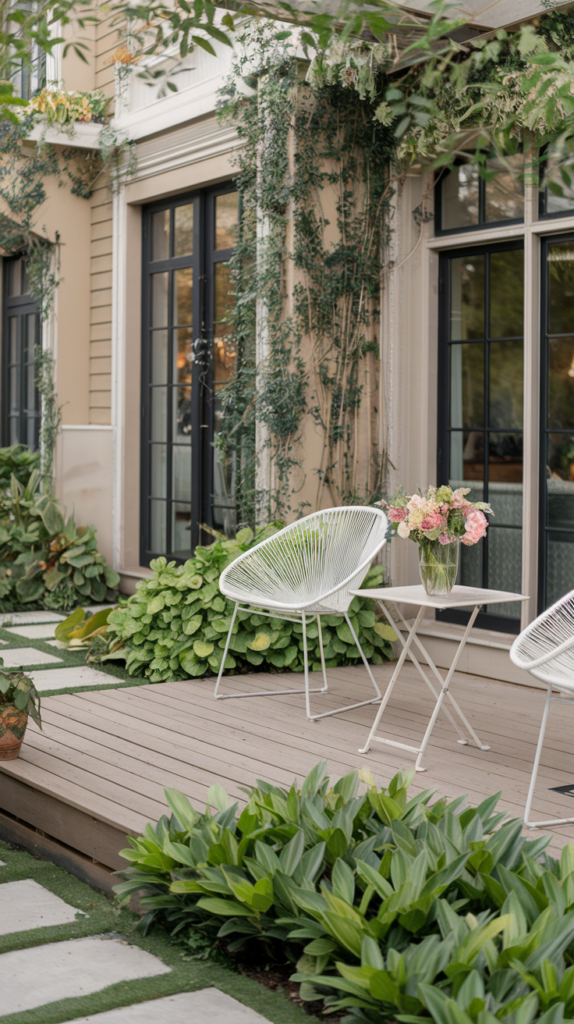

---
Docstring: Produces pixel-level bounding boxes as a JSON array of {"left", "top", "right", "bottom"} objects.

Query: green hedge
[
  {"left": 93, "top": 525, "right": 395, "bottom": 682},
  {"left": 115, "top": 765, "right": 573, "bottom": 1024}
]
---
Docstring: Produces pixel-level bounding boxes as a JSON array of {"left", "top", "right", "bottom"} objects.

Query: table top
[{"left": 351, "top": 584, "right": 529, "bottom": 610}]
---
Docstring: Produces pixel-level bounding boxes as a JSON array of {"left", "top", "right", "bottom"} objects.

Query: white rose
[{"left": 397, "top": 521, "right": 411, "bottom": 539}]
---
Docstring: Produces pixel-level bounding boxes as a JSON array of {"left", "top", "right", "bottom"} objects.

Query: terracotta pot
[{"left": 0, "top": 705, "right": 28, "bottom": 760}]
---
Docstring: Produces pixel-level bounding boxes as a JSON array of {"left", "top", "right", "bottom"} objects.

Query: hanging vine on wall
[
  {"left": 217, "top": 24, "right": 395, "bottom": 525},
  {"left": 214, "top": 8, "right": 574, "bottom": 529}
]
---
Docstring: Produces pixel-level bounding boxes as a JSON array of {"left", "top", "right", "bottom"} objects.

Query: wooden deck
[{"left": 2, "top": 662, "right": 574, "bottom": 869}]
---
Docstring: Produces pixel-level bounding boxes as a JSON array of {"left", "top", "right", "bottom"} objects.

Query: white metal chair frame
[
  {"left": 213, "top": 506, "right": 388, "bottom": 721},
  {"left": 510, "top": 588, "right": 574, "bottom": 829}
]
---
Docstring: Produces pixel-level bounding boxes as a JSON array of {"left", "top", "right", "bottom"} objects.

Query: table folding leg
[{"left": 359, "top": 601, "right": 491, "bottom": 771}]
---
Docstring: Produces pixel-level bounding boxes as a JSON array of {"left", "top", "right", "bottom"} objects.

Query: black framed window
[
  {"left": 435, "top": 156, "right": 524, "bottom": 235},
  {"left": 539, "top": 235, "right": 574, "bottom": 611},
  {"left": 141, "top": 186, "right": 239, "bottom": 564},
  {"left": 438, "top": 242, "right": 524, "bottom": 632},
  {"left": 2, "top": 256, "right": 40, "bottom": 448}
]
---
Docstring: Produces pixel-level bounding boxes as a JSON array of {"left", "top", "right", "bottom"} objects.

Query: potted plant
[{"left": 0, "top": 665, "right": 41, "bottom": 760}]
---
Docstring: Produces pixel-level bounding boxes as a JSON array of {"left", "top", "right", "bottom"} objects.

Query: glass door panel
[
  {"left": 141, "top": 188, "right": 239, "bottom": 563},
  {"left": 541, "top": 236, "right": 574, "bottom": 610},
  {"left": 439, "top": 242, "right": 524, "bottom": 632},
  {"left": 3, "top": 257, "right": 40, "bottom": 448}
]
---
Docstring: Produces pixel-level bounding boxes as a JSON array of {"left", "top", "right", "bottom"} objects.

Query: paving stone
[
  {"left": 0, "top": 611, "right": 66, "bottom": 626},
  {"left": 4, "top": 623, "right": 59, "bottom": 640},
  {"left": 0, "top": 934, "right": 171, "bottom": 1016},
  {"left": 28, "top": 665, "right": 118, "bottom": 692},
  {"left": 0, "top": 861, "right": 5, "bottom": 867},
  {"left": 64, "top": 988, "right": 273, "bottom": 1023},
  {"left": 84, "top": 605, "right": 115, "bottom": 614},
  {"left": 0, "top": 879, "right": 84, "bottom": 935},
  {"left": 0, "top": 647, "right": 63, "bottom": 668}
]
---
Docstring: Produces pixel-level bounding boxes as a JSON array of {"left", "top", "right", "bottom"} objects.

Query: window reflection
[
  {"left": 215, "top": 192, "right": 239, "bottom": 250},
  {"left": 446, "top": 245, "right": 524, "bottom": 628},
  {"left": 174, "top": 204, "right": 193, "bottom": 258},
  {"left": 450, "top": 256, "right": 485, "bottom": 340},
  {"left": 439, "top": 155, "right": 524, "bottom": 233}
]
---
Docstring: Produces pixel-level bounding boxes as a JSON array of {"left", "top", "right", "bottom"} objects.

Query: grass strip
[{"left": 0, "top": 841, "right": 310, "bottom": 1024}]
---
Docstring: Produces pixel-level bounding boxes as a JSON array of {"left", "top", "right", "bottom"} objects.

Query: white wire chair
[
  {"left": 214, "top": 506, "right": 388, "bottom": 720},
  {"left": 510, "top": 588, "right": 574, "bottom": 828}
]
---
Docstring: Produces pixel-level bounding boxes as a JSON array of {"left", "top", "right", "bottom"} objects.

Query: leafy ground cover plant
[
  {"left": 115, "top": 763, "right": 567, "bottom": 1024},
  {"left": 0, "top": 469, "right": 120, "bottom": 610},
  {"left": 0, "top": 445, "right": 40, "bottom": 490},
  {"left": 88, "top": 526, "right": 395, "bottom": 682}
]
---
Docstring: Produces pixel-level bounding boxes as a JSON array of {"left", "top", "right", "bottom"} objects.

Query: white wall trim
[
  {"left": 111, "top": 184, "right": 128, "bottom": 572},
  {"left": 132, "top": 123, "right": 239, "bottom": 185},
  {"left": 61, "top": 424, "right": 113, "bottom": 430},
  {"left": 113, "top": 73, "right": 231, "bottom": 141}
]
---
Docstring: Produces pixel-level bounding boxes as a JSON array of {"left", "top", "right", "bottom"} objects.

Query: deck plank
[{"left": 2, "top": 663, "right": 574, "bottom": 861}]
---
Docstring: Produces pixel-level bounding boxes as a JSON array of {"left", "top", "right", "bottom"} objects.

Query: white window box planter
[{"left": 25, "top": 122, "right": 103, "bottom": 149}]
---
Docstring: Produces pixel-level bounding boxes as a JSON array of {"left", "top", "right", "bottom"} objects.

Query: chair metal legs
[
  {"left": 213, "top": 603, "right": 382, "bottom": 721},
  {"left": 525, "top": 683, "right": 574, "bottom": 829}
]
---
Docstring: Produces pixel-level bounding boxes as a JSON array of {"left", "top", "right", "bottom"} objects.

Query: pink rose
[
  {"left": 421, "top": 513, "right": 446, "bottom": 531},
  {"left": 461, "top": 509, "right": 488, "bottom": 545},
  {"left": 388, "top": 507, "right": 408, "bottom": 522}
]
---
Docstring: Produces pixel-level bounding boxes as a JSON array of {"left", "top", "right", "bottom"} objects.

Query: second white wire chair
[
  {"left": 510, "top": 587, "right": 574, "bottom": 828},
  {"left": 214, "top": 506, "right": 388, "bottom": 720}
]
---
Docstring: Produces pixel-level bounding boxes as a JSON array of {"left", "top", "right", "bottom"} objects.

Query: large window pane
[
  {"left": 441, "top": 164, "right": 479, "bottom": 231},
  {"left": 172, "top": 446, "right": 191, "bottom": 505},
  {"left": 450, "top": 256, "right": 485, "bottom": 340},
  {"left": 150, "top": 500, "right": 166, "bottom": 553},
  {"left": 174, "top": 204, "right": 194, "bottom": 257},
  {"left": 150, "top": 444, "right": 167, "bottom": 498},
  {"left": 175, "top": 386, "right": 191, "bottom": 439},
  {"left": 152, "top": 210, "right": 170, "bottom": 261},
  {"left": 546, "top": 531, "right": 574, "bottom": 607},
  {"left": 548, "top": 338, "right": 574, "bottom": 429},
  {"left": 489, "top": 340, "right": 523, "bottom": 429},
  {"left": 484, "top": 155, "right": 524, "bottom": 224},
  {"left": 151, "top": 273, "right": 168, "bottom": 327},
  {"left": 450, "top": 343, "right": 484, "bottom": 428},
  {"left": 215, "top": 192, "right": 239, "bottom": 250},
  {"left": 151, "top": 330, "right": 168, "bottom": 385},
  {"left": 176, "top": 328, "right": 192, "bottom": 386},
  {"left": 489, "top": 250, "right": 523, "bottom": 338},
  {"left": 486, "top": 527, "right": 522, "bottom": 618},
  {"left": 151, "top": 387, "right": 168, "bottom": 441},
  {"left": 548, "top": 241, "right": 574, "bottom": 335},
  {"left": 488, "top": 432, "right": 523, "bottom": 485},
  {"left": 173, "top": 268, "right": 192, "bottom": 326},
  {"left": 172, "top": 502, "right": 192, "bottom": 555}
]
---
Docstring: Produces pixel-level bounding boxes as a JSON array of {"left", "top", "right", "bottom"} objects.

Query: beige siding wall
[
  {"left": 87, "top": 11, "right": 123, "bottom": 424},
  {"left": 90, "top": 188, "right": 113, "bottom": 423}
]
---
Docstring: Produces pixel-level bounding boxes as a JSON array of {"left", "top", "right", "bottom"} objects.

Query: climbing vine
[
  {"left": 217, "top": 24, "right": 394, "bottom": 524},
  {"left": 215, "top": 9, "right": 574, "bottom": 528}
]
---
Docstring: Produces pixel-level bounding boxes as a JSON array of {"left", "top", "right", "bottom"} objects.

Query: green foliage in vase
[
  {"left": 0, "top": 468, "right": 120, "bottom": 611},
  {"left": 0, "top": 664, "right": 41, "bottom": 736},
  {"left": 90, "top": 524, "right": 393, "bottom": 682},
  {"left": 115, "top": 762, "right": 574, "bottom": 1024}
]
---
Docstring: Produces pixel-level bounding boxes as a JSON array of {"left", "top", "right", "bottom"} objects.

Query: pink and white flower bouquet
[{"left": 377, "top": 484, "right": 493, "bottom": 546}]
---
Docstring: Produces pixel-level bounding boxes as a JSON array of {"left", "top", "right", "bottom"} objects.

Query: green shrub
[
  {"left": 0, "top": 469, "right": 120, "bottom": 610},
  {"left": 0, "top": 445, "right": 40, "bottom": 490},
  {"left": 115, "top": 764, "right": 569, "bottom": 1024},
  {"left": 93, "top": 525, "right": 395, "bottom": 682}
]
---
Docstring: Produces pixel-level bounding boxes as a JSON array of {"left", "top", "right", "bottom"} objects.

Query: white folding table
[{"left": 351, "top": 584, "right": 529, "bottom": 772}]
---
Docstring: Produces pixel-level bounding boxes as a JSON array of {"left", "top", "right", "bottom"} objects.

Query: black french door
[
  {"left": 539, "top": 234, "right": 574, "bottom": 612},
  {"left": 437, "top": 241, "right": 524, "bottom": 632},
  {"left": 2, "top": 256, "right": 40, "bottom": 448},
  {"left": 140, "top": 186, "right": 239, "bottom": 564}
]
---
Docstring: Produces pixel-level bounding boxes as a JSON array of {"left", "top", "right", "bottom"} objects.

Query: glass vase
[{"left": 418, "top": 540, "right": 459, "bottom": 596}]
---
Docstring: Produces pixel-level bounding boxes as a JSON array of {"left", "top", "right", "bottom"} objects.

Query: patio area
[{"left": 1, "top": 660, "right": 574, "bottom": 869}]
